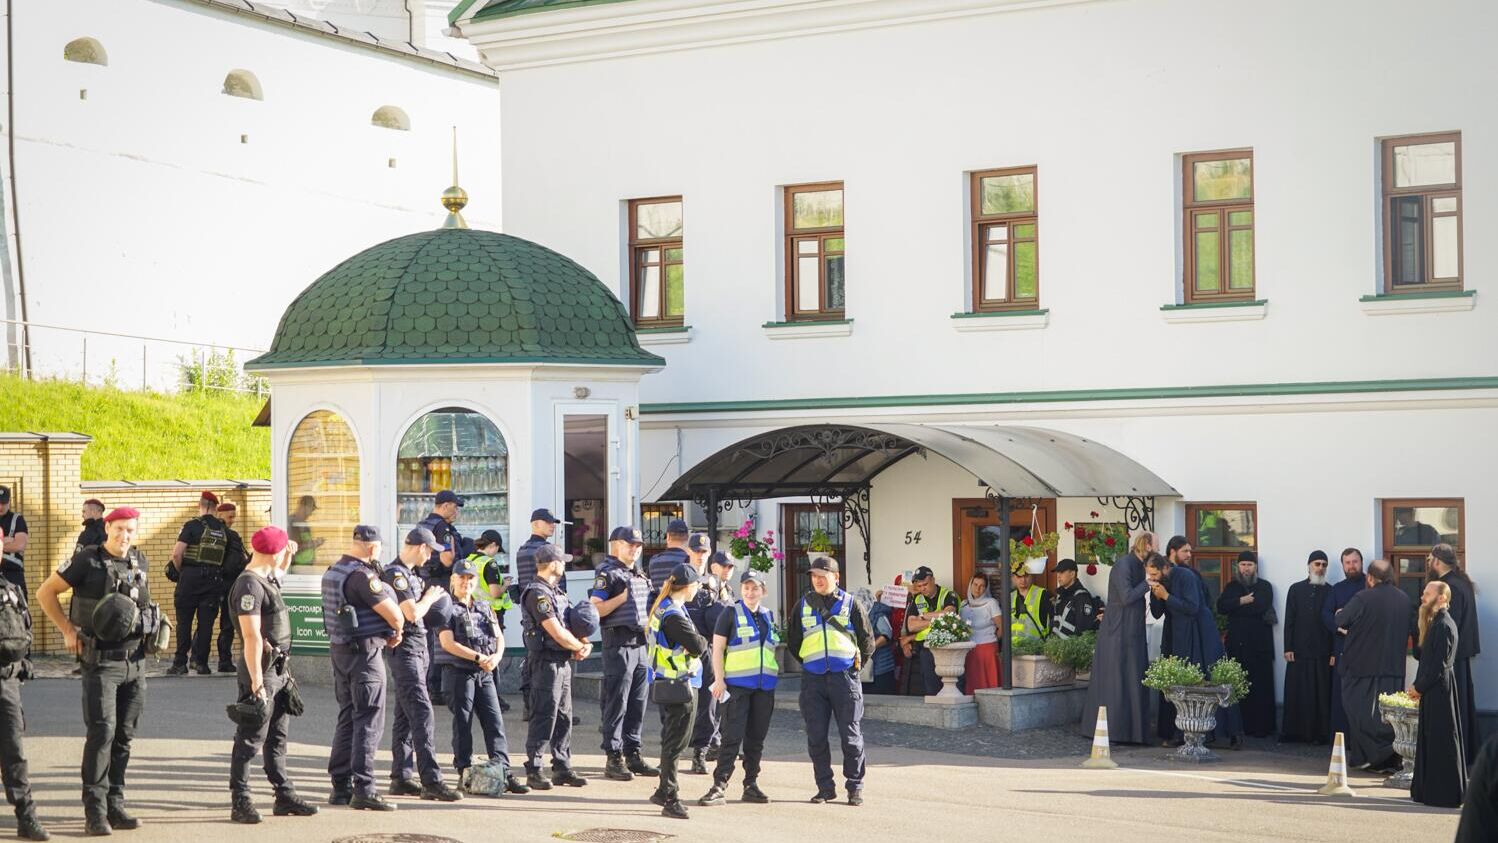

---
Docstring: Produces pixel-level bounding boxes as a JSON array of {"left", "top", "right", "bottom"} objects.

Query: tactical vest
[
  {"left": 514, "top": 536, "right": 547, "bottom": 587},
  {"left": 68, "top": 545, "right": 151, "bottom": 640},
  {"left": 598, "top": 558, "right": 649, "bottom": 632},
  {"left": 648, "top": 597, "right": 702, "bottom": 687},
  {"left": 798, "top": 590, "right": 858, "bottom": 675},
  {"left": 1011, "top": 585, "right": 1046, "bottom": 641},
  {"left": 320, "top": 556, "right": 391, "bottom": 645},
  {"left": 469, "top": 552, "right": 516, "bottom": 615},
  {"left": 437, "top": 598, "right": 499, "bottom": 670},
  {"left": 724, "top": 601, "right": 779, "bottom": 691},
  {"left": 0, "top": 577, "right": 33, "bottom": 667},
  {"left": 383, "top": 561, "right": 427, "bottom": 635},
  {"left": 912, "top": 586, "right": 956, "bottom": 642},
  {"left": 521, "top": 580, "right": 570, "bottom": 658},
  {"left": 182, "top": 515, "right": 228, "bottom": 567}
]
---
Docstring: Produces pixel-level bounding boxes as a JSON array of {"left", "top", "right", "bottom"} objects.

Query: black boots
[
  {"left": 105, "top": 804, "right": 139, "bottom": 831},
  {"left": 625, "top": 752, "right": 659, "bottom": 777},
  {"left": 689, "top": 749, "right": 708, "bottom": 775},
  {"left": 230, "top": 794, "right": 261, "bottom": 824},
  {"left": 742, "top": 782, "right": 770, "bottom": 804},
  {"left": 349, "top": 793, "right": 396, "bottom": 811},
  {"left": 504, "top": 775, "right": 531, "bottom": 795},
  {"left": 847, "top": 786, "right": 864, "bottom": 807},
  {"left": 660, "top": 798, "right": 689, "bottom": 820},
  {"left": 551, "top": 769, "right": 588, "bottom": 788},
  {"left": 525, "top": 770, "right": 554, "bottom": 791},
  {"left": 604, "top": 752, "right": 633, "bottom": 782},
  {"left": 388, "top": 778, "right": 422, "bottom": 797},
  {"left": 420, "top": 782, "right": 463, "bottom": 802},
  {"left": 272, "top": 791, "right": 319, "bottom": 816},
  {"left": 328, "top": 779, "right": 353, "bottom": 806},
  {"left": 698, "top": 784, "right": 726, "bottom": 806},
  {"left": 15, "top": 805, "right": 49, "bottom": 840}
]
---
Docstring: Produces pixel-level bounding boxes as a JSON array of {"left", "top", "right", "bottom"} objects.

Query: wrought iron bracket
[
  {"left": 1096, "top": 496, "right": 1155, "bottom": 531},
  {"left": 841, "top": 486, "right": 873, "bottom": 583}
]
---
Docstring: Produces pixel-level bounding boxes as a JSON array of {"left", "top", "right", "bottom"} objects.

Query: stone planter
[
  {"left": 1379, "top": 703, "right": 1419, "bottom": 789},
  {"left": 1165, "top": 684, "right": 1231, "bottom": 763},
  {"left": 1075, "top": 669, "right": 1092, "bottom": 682},
  {"left": 928, "top": 641, "right": 975, "bottom": 700},
  {"left": 1010, "top": 654, "right": 1074, "bottom": 689}
]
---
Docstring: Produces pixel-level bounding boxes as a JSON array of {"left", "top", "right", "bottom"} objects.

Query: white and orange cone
[
  {"left": 1316, "top": 732, "right": 1356, "bottom": 796},
  {"left": 1082, "top": 706, "right": 1118, "bottom": 769}
]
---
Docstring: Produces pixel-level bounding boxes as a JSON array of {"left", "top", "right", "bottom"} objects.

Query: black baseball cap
[
  {"left": 687, "top": 533, "right": 711, "bottom": 553},
  {"left": 0, "top": 486, "right": 9, "bottom": 503},
  {"left": 535, "top": 544, "right": 573, "bottom": 565},
  {"left": 911, "top": 565, "right": 934, "bottom": 582},
  {"left": 709, "top": 551, "right": 735, "bottom": 569},
  {"left": 530, "top": 508, "right": 566, "bottom": 524},
  {"left": 669, "top": 562, "right": 700, "bottom": 585},
  {"left": 452, "top": 557, "right": 478, "bottom": 577},
  {"left": 353, "top": 525, "right": 380, "bottom": 542},
  {"left": 435, "top": 490, "right": 465, "bottom": 506},
  {"left": 406, "top": 527, "right": 442, "bottom": 550},
  {"left": 809, "top": 556, "right": 839, "bottom": 574},
  {"left": 476, "top": 529, "right": 505, "bottom": 549},
  {"left": 609, "top": 526, "right": 644, "bottom": 545},
  {"left": 740, "top": 569, "right": 766, "bottom": 587},
  {"left": 666, "top": 518, "right": 690, "bottom": 535},
  {"left": 1054, "top": 558, "right": 1079, "bottom": 573}
]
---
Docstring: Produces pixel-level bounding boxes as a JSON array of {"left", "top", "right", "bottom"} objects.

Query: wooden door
[
  {"left": 952, "top": 498, "right": 1057, "bottom": 597},
  {"left": 780, "top": 504, "right": 847, "bottom": 620}
]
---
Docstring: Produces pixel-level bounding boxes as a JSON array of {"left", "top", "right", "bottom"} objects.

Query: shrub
[
  {"left": 1043, "top": 630, "right": 1097, "bottom": 672},
  {"left": 1209, "top": 657, "right": 1251, "bottom": 705},
  {"left": 1142, "top": 655, "right": 1204, "bottom": 691},
  {"left": 925, "top": 612, "right": 972, "bottom": 648},
  {"left": 1011, "top": 635, "right": 1046, "bottom": 657}
]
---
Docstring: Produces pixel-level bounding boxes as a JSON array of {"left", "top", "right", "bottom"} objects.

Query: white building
[
  {"left": 0, "top": 0, "right": 499, "bottom": 386},
  {"left": 454, "top": 0, "right": 1498, "bottom": 712}
]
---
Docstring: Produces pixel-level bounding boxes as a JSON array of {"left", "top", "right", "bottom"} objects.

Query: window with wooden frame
[
  {"left": 971, "top": 167, "right": 1039, "bottom": 311},
  {"left": 1185, "top": 502, "right": 1257, "bottom": 608},
  {"left": 1382, "top": 133, "right": 1462, "bottom": 293},
  {"left": 784, "top": 182, "right": 845, "bottom": 321},
  {"left": 640, "top": 503, "right": 685, "bottom": 560},
  {"left": 627, "top": 197, "right": 685, "bottom": 327},
  {"left": 1183, "top": 151, "right": 1255, "bottom": 303},
  {"left": 1381, "top": 498, "right": 1464, "bottom": 607},
  {"left": 780, "top": 504, "right": 847, "bottom": 618}
]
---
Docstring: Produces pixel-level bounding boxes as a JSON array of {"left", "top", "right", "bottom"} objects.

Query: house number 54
[{"left": 904, "top": 531, "right": 922, "bottom": 545}]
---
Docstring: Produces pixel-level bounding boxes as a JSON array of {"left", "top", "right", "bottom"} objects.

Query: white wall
[
  {"left": 488, "top": 0, "right": 1496, "bottom": 408},
  {"left": 3, "top": 0, "right": 499, "bottom": 382}
]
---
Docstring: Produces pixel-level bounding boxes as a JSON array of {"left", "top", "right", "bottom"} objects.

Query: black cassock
[
  {"left": 1440, "top": 570, "right": 1482, "bottom": 763},
  {"left": 1280, "top": 579, "right": 1332, "bottom": 743},
  {"left": 1218, "top": 578, "right": 1276, "bottom": 737},
  {"left": 1457, "top": 734, "right": 1498, "bottom": 841},
  {"left": 1082, "top": 553, "right": 1153, "bottom": 744},
  {"left": 1412, "top": 609, "right": 1466, "bottom": 808}
]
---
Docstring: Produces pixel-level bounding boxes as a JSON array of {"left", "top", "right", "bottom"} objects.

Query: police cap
[
  {"left": 535, "top": 544, "right": 572, "bottom": 566},
  {"left": 452, "top": 557, "right": 479, "bottom": 577},
  {"left": 687, "top": 533, "right": 711, "bottom": 553},
  {"left": 668, "top": 562, "right": 700, "bottom": 585},
  {"left": 665, "top": 518, "right": 689, "bottom": 536},
  {"left": 566, "top": 598, "right": 600, "bottom": 639},
  {"left": 435, "top": 490, "right": 466, "bottom": 507},
  {"left": 809, "top": 556, "right": 839, "bottom": 575},
  {"left": 353, "top": 524, "right": 380, "bottom": 542},
  {"left": 609, "top": 526, "right": 644, "bottom": 545},
  {"left": 1054, "top": 558, "right": 1079, "bottom": 573}
]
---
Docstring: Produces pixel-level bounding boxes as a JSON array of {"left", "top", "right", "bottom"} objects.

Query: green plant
[
  {"left": 1070, "top": 518, "right": 1128, "bottom": 566},
  {"left": 1010, "top": 530, "right": 1058, "bottom": 565},
  {"left": 177, "top": 347, "right": 266, "bottom": 393},
  {"left": 1142, "top": 655, "right": 1205, "bottom": 691},
  {"left": 1010, "top": 635, "right": 1046, "bottom": 656},
  {"left": 1209, "top": 657, "right": 1251, "bottom": 705},
  {"left": 924, "top": 612, "right": 972, "bottom": 648},
  {"left": 807, "top": 527, "right": 834, "bottom": 554},
  {"left": 1043, "top": 630, "right": 1097, "bottom": 672},
  {"left": 729, "top": 516, "right": 782, "bottom": 573},
  {"left": 1379, "top": 691, "right": 1419, "bottom": 710}
]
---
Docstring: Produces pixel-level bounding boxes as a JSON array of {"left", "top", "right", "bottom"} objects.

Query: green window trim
[
  {"left": 952, "top": 309, "right": 1049, "bottom": 319},
  {"left": 761, "top": 319, "right": 854, "bottom": 328},
  {"left": 1359, "top": 290, "right": 1474, "bottom": 302},
  {"left": 635, "top": 325, "right": 693, "bottom": 335},
  {"left": 1160, "top": 299, "right": 1267, "bottom": 311}
]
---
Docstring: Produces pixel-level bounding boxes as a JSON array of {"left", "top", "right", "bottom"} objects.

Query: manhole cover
[
  {"left": 556, "top": 830, "right": 672, "bottom": 843},
  {"left": 333, "top": 836, "right": 465, "bottom": 843}
]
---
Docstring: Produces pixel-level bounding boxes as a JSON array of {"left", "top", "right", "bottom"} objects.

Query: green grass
[{"left": 0, "top": 375, "right": 270, "bottom": 480}]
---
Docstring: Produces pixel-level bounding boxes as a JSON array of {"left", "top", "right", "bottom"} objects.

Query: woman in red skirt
[{"left": 960, "top": 572, "right": 1003, "bottom": 691}]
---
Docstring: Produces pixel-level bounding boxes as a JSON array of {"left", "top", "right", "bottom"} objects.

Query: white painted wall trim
[
  {"left": 951, "top": 309, "right": 1049, "bottom": 332},
  {"left": 637, "top": 326, "right": 693, "bottom": 345},
  {"left": 762, "top": 319, "right": 854, "bottom": 340},
  {"left": 1160, "top": 300, "right": 1268, "bottom": 324},
  {"left": 1360, "top": 292, "right": 1477, "bottom": 316}
]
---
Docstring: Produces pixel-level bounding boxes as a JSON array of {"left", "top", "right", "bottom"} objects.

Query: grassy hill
[{"left": 0, "top": 375, "right": 270, "bottom": 480}]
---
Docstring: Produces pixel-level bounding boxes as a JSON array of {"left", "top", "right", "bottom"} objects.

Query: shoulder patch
[
  {"left": 536, "top": 595, "right": 552, "bottom": 614},
  {"left": 593, "top": 575, "right": 607, "bottom": 590},
  {"left": 240, "top": 594, "right": 256, "bottom": 612},
  {"left": 370, "top": 577, "right": 384, "bottom": 594},
  {"left": 394, "top": 574, "right": 410, "bottom": 591}
]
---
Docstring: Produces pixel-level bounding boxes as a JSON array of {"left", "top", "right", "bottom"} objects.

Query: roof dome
[{"left": 246, "top": 228, "right": 664, "bottom": 371}]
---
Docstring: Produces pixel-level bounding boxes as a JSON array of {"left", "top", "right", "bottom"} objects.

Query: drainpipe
[{"left": 4, "top": 0, "right": 30, "bottom": 377}]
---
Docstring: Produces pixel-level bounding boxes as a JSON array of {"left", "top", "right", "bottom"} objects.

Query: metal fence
[{"left": 1, "top": 318, "right": 268, "bottom": 395}]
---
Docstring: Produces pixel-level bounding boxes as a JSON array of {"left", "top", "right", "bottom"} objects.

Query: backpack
[
  {"left": 460, "top": 759, "right": 507, "bottom": 797},
  {"left": 0, "top": 582, "right": 33, "bottom": 665}
]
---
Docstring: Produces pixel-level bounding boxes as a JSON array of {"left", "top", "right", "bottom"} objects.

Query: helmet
[
  {"left": 91, "top": 593, "right": 140, "bottom": 644},
  {"left": 566, "top": 598, "right": 600, "bottom": 640}
]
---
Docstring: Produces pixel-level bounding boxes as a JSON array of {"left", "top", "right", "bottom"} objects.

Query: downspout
[{"left": 4, "top": 0, "right": 30, "bottom": 377}]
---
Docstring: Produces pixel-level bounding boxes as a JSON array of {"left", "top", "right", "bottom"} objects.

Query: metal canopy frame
[{"left": 656, "top": 422, "right": 1176, "bottom": 689}]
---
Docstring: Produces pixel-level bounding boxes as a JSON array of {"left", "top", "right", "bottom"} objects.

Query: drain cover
[
  {"left": 556, "top": 830, "right": 673, "bottom": 843},
  {"left": 333, "top": 836, "right": 465, "bottom": 843}
]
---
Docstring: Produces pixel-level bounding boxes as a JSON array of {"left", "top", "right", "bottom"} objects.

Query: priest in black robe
[
  {"left": 1217, "top": 550, "right": 1276, "bottom": 737},
  {"left": 1321, "top": 548, "right": 1366, "bottom": 737},
  {"left": 1147, "top": 552, "right": 1242, "bottom": 745},
  {"left": 1150, "top": 536, "right": 1194, "bottom": 743},
  {"left": 1082, "top": 533, "right": 1155, "bottom": 744},
  {"left": 1335, "top": 559, "right": 1410, "bottom": 771},
  {"left": 1432, "top": 543, "right": 1481, "bottom": 763},
  {"left": 1410, "top": 579, "right": 1466, "bottom": 808},
  {"left": 1457, "top": 734, "right": 1498, "bottom": 841},
  {"left": 1280, "top": 551, "right": 1332, "bottom": 743}
]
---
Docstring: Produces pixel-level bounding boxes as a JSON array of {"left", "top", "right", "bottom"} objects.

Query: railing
[{"left": 1, "top": 318, "right": 268, "bottom": 395}]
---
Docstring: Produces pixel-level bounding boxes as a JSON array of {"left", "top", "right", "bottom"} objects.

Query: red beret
[
  {"left": 251, "top": 526, "right": 288, "bottom": 555},
  {"left": 200, "top": 491, "right": 220, "bottom": 505},
  {"left": 216, "top": 502, "right": 237, "bottom": 512},
  {"left": 104, "top": 507, "right": 140, "bottom": 524},
  {"left": 83, "top": 498, "right": 105, "bottom": 508}
]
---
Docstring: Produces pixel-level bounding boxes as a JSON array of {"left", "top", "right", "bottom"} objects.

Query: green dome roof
[{"left": 247, "top": 229, "right": 664, "bottom": 371}]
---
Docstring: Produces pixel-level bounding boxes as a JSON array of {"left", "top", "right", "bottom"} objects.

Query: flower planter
[
  {"left": 1010, "top": 654, "right": 1074, "bottom": 689},
  {"left": 928, "top": 641, "right": 975, "bottom": 700},
  {"left": 1019, "top": 557, "right": 1047, "bottom": 575},
  {"left": 1379, "top": 703, "right": 1418, "bottom": 789},
  {"left": 1075, "top": 669, "right": 1092, "bottom": 683},
  {"left": 1165, "top": 684, "right": 1231, "bottom": 763}
]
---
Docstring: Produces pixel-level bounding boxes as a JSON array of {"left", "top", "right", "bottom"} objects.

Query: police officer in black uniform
[
  {"left": 381, "top": 528, "right": 461, "bottom": 802},
  {"left": 418, "top": 490, "right": 463, "bottom": 703},
  {"left": 514, "top": 508, "right": 563, "bottom": 721},
  {"left": 1049, "top": 558, "right": 1098, "bottom": 639},
  {"left": 168, "top": 491, "right": 230, "bottom": 675},
  {"left": 321, "top": 526, "right": 404, "bottom": 811},
  {"left": 520, "top": 543, "right": 592, "bottom": 791},
  {"left": 75, "top": 499, "right": 107, "bottom": 556},
  {"left": 434, "top": 558, "right": 529, "bottom": 795},
  {"left": 214, "top": 502, "right": 248, "bottom": 673},
  {"left": 687, "top": 540, "right": 734, "bottom": 774},
  {"left": 0, "top": 523, "right": 49, "bottom": 840},
  {"left": 647, "top": 519, "right": 691, "bottom": 596},
  {"left": 0, "top": 486, "right": 30, "bottom": 591},
  {"left": 227, "top": 526, "right": 319, "bottom": 824},
  {"left": 589, "top": 526, "right": 659, "bottom": 781},
  {"left": 37, "top": 507, "right": 159, "bottom": 836}
]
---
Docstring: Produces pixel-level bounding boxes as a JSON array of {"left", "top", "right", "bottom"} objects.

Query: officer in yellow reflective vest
[
  {"left": 468, "top": 530, "right": 517, "bottom": 712},
  {"left": 901, "top": 566, "right": 959, "bottom": 695},
  {"left": 784, "top": 556, "right": 874, "bottom": 807},
  {"left": 647, "top": 563, "right": 707, "bottom": 820},
  {"left": 1008, "top": 558, "right": 1052, "bottom": 643},
  {"left": 697, "top": 569, "right": 777, "bottom": 808}
]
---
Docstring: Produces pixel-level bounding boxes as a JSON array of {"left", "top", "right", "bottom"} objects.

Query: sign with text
[
  {"left": 881, "top": 584, "right": 908, "bottom": 608},
  {"left": 283, "top": 573, "right": 328, "bottom": 655}
]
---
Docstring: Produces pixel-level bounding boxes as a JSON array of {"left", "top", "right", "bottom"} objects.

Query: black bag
[
  {"left": 282, "top": 675, "right": 305, "bottom": 717},
  {"left": 0, "top": 585, "right": 32, "bottom": 666},
  {"left": 650, "top": 675, "right": 693, "bottom": 706}
]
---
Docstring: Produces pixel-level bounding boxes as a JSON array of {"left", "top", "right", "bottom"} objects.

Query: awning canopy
[{"left": 657, "top": 423, "right": 1177, "bottom": 504}]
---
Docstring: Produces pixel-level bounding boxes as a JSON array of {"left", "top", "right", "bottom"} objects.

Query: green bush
[
  {"left": 1043, "top": 630, "right": 1097, "bottom": 671},
  {"left": 925, "top": 612, "right": 972, "bottom": 648},
  {"left": 1010, "top": 635, "right": 1046, "bottom": 657},
  {"left": 1142, "top": 655, "right": 1205, "bottom": 691},
  {"left": 1209, "top": 656, "right": 1251, "bottom": 705}
]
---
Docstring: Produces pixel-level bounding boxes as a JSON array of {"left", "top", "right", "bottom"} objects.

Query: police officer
[
  {"left": 0, "top": 486, "right": 30, "bottom": 591},
  {"left": 418, "top": 490, "right": 464, "bottom": 703},
  {"left": 514, "top": 508, "right": 564, "bottom": 721},
  {"left": 0, "top": 524, "right": 49, "bottom": 840},
  {"left": 214, "top": 502, "right": 248, "bottom": 673},
  {"left": 434, "top": 558, "right": 529, "bottom": 795},
  {"left": 784, "top": 556, "right": 874, "bottom": 807},
  {"left": 687, "top": 541, "right": 734, "bottom": 774},
  {"left": 698, "top": 568, "right": 778, "bottom": 808},
  {"left": 168, "top": 491, "right": 230, "bottom": 675},
  {"left": 381, "top": 529, "right": 461, "bottom": 802},
  {"left": 647, "top": 563, "right": 707, "bottom": 820},
  {"left": 1049, "top": 558, "right": 1097, "bottom": 639},
  {"left": 36, "top": 507, "right": 157, "bottom": 835},
  {"left": 75, "top": 499, "right": 107, "bottom": 556},
  {"left": 588, "top": 526, "right": 659, "bottom": 781},
  {"left": 227, "top": 526, "right": 319, "bottom": 824},
  {"left": 520, "top": 544, "right": 591, "bottom": 791},
  {"left": 467, "top": 530, "right": 515, "bottom": 712},
  {"left": 646, "top": 519, "right": 691, "bottom": 595},
  {"left": 321, "top": 525, "right": 404, "bottom": 811},
  {"left": 901, "top": 566, "right": 958, "bottom": 695}
]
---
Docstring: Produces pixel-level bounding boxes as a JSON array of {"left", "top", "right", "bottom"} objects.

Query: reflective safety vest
[
  {"left": 912, "top": 586, "right": 956, "bottom": 642},
  {"left": 1011, "top": 585, "right": 1046, "bottom": 641},
  {"left": 724, "top": 601, "right": 779, "bottom": 691},
  {"left": 469, "top": 552, "right": 516, "bottom": 615},
  {"left": 648, "top": 598, "right": 702, "bottom": 688},
  {"left": 798, "top": 590, "right": 858, "bottom": 675}
]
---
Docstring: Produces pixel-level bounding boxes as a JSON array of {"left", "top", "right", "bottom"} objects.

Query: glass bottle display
[{"left": 396, "top": 408, "right": 509, "bottom": 552}]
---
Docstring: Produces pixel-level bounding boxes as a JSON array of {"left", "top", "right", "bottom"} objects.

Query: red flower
[
  {"left": 1074, "top": 527, "right": 1086, "bottom": 540},
  {"left": 1086, "top": 563, "right": 1098, "bottom": 576},
  {"left": 1064, "top": 521, "right": 1073, "bottom": 530},
  {"left": 1088, "top": 530, "right": 1098, "bottom": 539},
  {"left": 1090, "top": 511, "right": 1100, "bottom": 518},
  {"left": 1022, "top": 535, "right": 1035, "bottom": 547},
  {"left": 1105, "top": 537, "right": 1116, "bottom": 547}
]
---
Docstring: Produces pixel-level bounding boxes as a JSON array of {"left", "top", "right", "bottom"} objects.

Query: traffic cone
[
  {"left": 1082, "top": 706, "right": 1118, "bottom": 769},
  {"left": 1316, "top": 732, "right": 1356, "bottom": 796}
]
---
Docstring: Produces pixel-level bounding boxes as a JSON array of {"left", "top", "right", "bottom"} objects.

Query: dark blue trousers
[
  {"left": 599, "top": 643, "right": 648, "bottom": 754},
  {"left": 800, "top": 669, "right": 866, "bottom": 793},
  {"left": 690, "top": 657, "right": 721, "bottom": 750},
  {"left": 388, "top": 640, "right": 444, "bottom": 786},
  {"left": 525, "top": 657, "right": 573, "bottom": 772},
  {"left": 329, "top": 639, "right": 387, "bottom": 796},
  {"left": 442, "top": 665, "right": 511, "bottom": 773}
]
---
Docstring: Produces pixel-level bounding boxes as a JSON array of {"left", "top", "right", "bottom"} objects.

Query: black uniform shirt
[
  {"left": 1, "top": 511, "right": 28, "bottom": 564},
  {"left": 522, "top": 580, "right": 569, "bottom": 661},
  {"left": 221, "top": 529, "right": 248, "bottom": 579},
  {"left": 74, "top": 518, "right": 106, "bottom": 555},
  {"left": 658, "top": 609, "right": 707, "bottom": 658},
  {"left": 177, "top": 515, "right": 226, "bottom": 565},
  {"left": 230, "top": 571, "right": 290, "bottom": 651},
  {"left": 342, "top": 561, "right": 398, "bottom": 615},
  {"left": 380, "top": 560, "right": 427, "bottom": 637}
]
